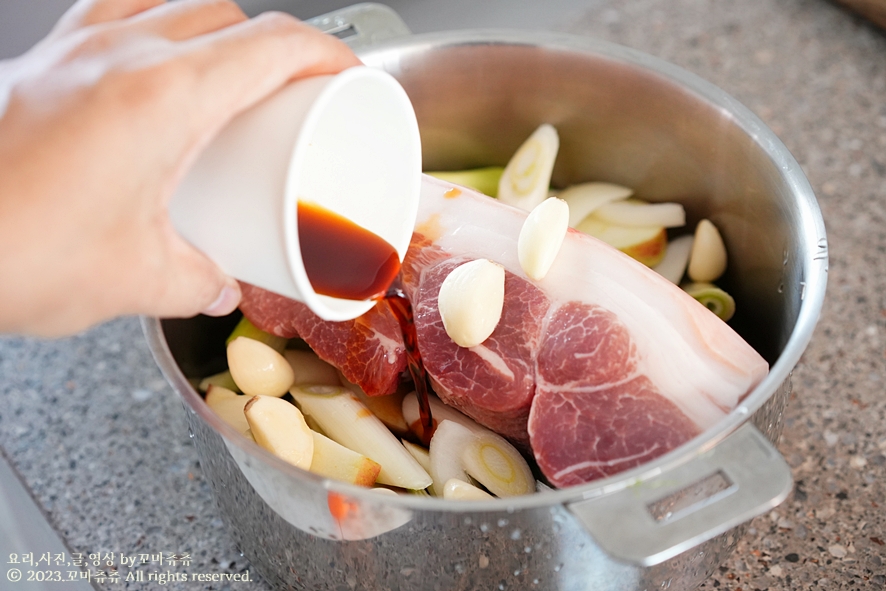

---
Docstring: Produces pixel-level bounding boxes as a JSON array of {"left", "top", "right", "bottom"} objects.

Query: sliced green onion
[
  {"left": 681, "top": 282, "right": 736, "bottom": 321},
  {"left": 426, "top": 167, "right": 504, "bottom": 197},
  {"left": 226, "top": 316, "right": 288, "bottom": 353},
  {"left": 498, "top": 124, "right": 559, "bottom": 212}
]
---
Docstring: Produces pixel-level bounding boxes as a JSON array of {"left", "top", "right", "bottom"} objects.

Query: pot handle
[
  {"left": 566, "top": 422, "right": 792, "bottom": 566},
  {"left": 306, "top": 3, "right": 412, "bottom": 51}
]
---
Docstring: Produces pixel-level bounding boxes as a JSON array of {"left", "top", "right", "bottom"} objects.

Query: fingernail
[{"left": 202, "top": 280, "right": 241, "bottom": 317}]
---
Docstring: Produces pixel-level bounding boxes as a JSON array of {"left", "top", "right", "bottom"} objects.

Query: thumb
[{"left": 152, "top": 232, "right": 241, "bottom": 319}]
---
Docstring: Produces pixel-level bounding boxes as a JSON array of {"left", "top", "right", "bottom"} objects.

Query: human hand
[{"left": 0, "top": 0, "right": 361, "bottom": 337}]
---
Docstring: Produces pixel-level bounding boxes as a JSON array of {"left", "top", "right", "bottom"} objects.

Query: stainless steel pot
[{"left": 143, "top": 4, "right": 828, "bottom": 590}]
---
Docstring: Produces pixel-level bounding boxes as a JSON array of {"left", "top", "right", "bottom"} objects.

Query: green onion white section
[
  {"left": 498, "top": 124, "right": 559, "bottom": 211},
  {"left": 290, "top": 385, "right": 432, "bottom": 490}
]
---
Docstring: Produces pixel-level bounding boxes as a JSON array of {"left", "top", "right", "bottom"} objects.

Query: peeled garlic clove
[
  {"left": 437, "top": 259, "right": 505, "bottom": 348},
  {"left": 518, "top": 197, "right": 569, "bottom": 281},
  {"left": 227, "top": 337, "right": 294, "bottom": 397},
  {"left": 594, "top": 199, "right": 686, "bottom": 228},
  {"left": 498, "top": 124, "right": 559, "bottom": 211},
  {"left": 653, "top": 234, "right": 695, "bottom": 284},
  {"left": 687, "top": 219, "right": 727, "bottom": 282},
  {"left": 244, "top": 395, "right": 314, "bottom": 469},
  {"left": 443, "top": 478, "right": 495, "bottom": 501},
  {"left": 559, "top": 182, "right": 633, "bottom": 228}
]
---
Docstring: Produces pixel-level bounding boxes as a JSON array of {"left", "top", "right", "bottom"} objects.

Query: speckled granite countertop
[{"left": 1, "top": 0, "right": 884, "bottom": 590}]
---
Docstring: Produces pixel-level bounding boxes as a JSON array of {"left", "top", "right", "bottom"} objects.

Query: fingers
[
  {"left": 51, "top": 0, "right": 165, "bottom": 37},
  {"left": 146, "top": 229, "right": 242, "bottom": 319},
  {"left": 172, "top": 11, "right": 361, "bottom": 136},
  {"left": 125, "top": 0, "right": 247, "bottom": 41}
]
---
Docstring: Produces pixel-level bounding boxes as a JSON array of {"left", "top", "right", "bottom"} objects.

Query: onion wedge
[
  {"left": 428, "top": 420, "right": 476, "bottom": 497},
  {"left": 653, "top": 234, "right": 695, "bottom": 284},
  {"left": 594, "top": 199, "right": 686, "bottom": 228}
]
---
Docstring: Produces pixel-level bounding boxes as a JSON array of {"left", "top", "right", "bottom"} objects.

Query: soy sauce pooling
[{"left": 298, "top": 201, "right": 401, "bottom": 301}]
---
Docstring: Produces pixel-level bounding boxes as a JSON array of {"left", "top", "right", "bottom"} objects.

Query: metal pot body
[{"left": 144, "top": 5, "right": 827, "bottom": 590}]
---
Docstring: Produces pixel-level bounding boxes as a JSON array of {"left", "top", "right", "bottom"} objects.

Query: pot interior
[{"left": 159, "top": 32, "right": 824, "bottom": 481}]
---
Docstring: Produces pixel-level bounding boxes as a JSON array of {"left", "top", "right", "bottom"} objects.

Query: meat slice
[
  {"left": 530, "top": 302, "right": 700, "bottom": 486},
  {"left": 408, "top": 257, "right": 549, "bottom": 445},
  {"left": 239, "top": 282, "right": 406, "bottom": 396}
]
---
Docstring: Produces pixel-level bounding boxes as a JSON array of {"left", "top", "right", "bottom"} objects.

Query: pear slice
[
  {"left": 576, "top": 215, "right": 668, "bottom": 267},
  {"left": 594, "top": 198, "right": 686, "bottom": 228},
  {"left": 244, "top": 395, "right": 313, "bottom": 470},
  {"left": 309, "top": 432, "right": 381, "bottom": 487}
]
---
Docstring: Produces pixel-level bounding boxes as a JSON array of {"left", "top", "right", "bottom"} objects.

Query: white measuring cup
[{"left": 170, "top": 66, "right": 422, "bottom": 321}]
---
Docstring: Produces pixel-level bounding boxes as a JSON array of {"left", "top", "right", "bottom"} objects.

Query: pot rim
[{"left": 143, "top": 28, "right": 827, "bottom": 513}]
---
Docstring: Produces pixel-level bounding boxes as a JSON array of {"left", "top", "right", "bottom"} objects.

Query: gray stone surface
[{"left": 0, "top": 0, "right": 884, "bottom": 590}]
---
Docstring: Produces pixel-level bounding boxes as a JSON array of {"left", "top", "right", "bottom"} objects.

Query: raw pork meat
[
  {"left": 240, "top": 176, "right": 769, "bottom": 486},
  {"left": 238, "top": 282, "right": 406, "bottom": 396}
]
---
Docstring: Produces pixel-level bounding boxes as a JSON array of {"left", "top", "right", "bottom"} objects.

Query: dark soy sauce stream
[
  {"left": 297, "top": 201, "right": 434, "bottom": 445},
  {"left": 384, "top": 287, "right": 435, "bottom": 446}
]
